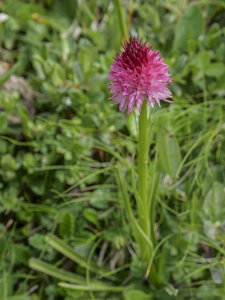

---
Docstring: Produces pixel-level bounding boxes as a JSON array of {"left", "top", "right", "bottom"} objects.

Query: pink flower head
[{"left": 109, "top": 36, "right": 172, "bottom": 114}]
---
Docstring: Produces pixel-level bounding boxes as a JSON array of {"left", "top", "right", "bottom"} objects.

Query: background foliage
[{"left": 0, "top": 0, "right": 224, "bottom": 299}]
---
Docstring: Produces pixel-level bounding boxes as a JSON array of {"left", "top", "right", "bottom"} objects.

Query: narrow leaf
[
  {"left": 29, "top": 258, "right": 86, "bottom": 284},
  {"left": 45, "top": 234, "right": 113, "bottom": 279},
  {"left": 59, "top": 212, "right": 75, "bottom": 238},
  {"left": 157, "top": 128, "right": 181, "bottom": 179},
  {"left": 113, "top": 0, "right": 128, "bottom": 41},
  {"left": 58, "top": 282, "right": 125, "bottom": 292}
]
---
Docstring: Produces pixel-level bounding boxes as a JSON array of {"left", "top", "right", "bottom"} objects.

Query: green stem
[
  {"left": 137, "top": 101, "right": 151, "bottom": 260},
  {"left": 136, "top": 102, "right": 161, "bottom": 287}
]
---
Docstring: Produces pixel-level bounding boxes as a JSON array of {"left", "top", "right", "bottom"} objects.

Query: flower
[
  {"left": 0, "top": 13, "right": 9, "bottom": 23},
  {"left": 109, "top": 36, "right": 172, "bottom": 114}
]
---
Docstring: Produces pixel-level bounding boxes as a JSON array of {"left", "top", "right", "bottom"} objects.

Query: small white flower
[
  {"left": 66, "top": 132, "right": 72, "bottom": 138},
  {"left": 65, "top": 97, "right": 72, "bottom": 106},
  {"left": 0, "top": 13, "right": 9, "bottom": 23}
]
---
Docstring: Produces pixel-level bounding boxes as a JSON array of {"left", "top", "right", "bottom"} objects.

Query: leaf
[
  {"left": 174, "top": 5, "right": 204, "bottom": 51},
  {"left": 164, "top": 284, "right": 178, "bottom": 296},
  {"left": 123, "top": 289, "right": 153, "bottom": 300},
  {"left": 196, "top": 51, "right": 211, "bottom": 71},
  {"left": 58, "top": 282, "right": 124, "bottom": 292},
  {"left": 203, "top": 220, "right": 217, "bottom": 240},
  {"left": 83, "top": 208, "right": 100, "bottom": 229},
  {"left": 126, "top": 112, "right": 138, "bottom": 138},
  {"left": 113, "top": 0, "right": 128, "bottom": 40},
  {"left": 89, "top": 188, "right": 109, "bottom": 209},
  {"left": 29, "top": 234, "right": 46, "bottom": 250},
  {"left": 205, "top": 63, "right": 225, "bottom": 78},
  {"left": 51, "top": 62, "right": 65, "bottom": 85},
  {"left": 29, "top": 258, "right": 86, "bottom": 284},
  {"left": 210, "top": 266, "right": 223, "bottom": 284},
  {"left": 11, "top": 244, "right": 31, "bottom": 265},
  {"left": 78, "top": 48, "right": 95, "bottom": 74},
  {"left": 157, "top": 128, "right": 182, "bottom": 179},
  {"left": 203, "top": 182, "right": 225, "bottom": 221},
  {"left": 45, "top": 234, "right": 113, "bottom": 279},
  {"left": 59, "top": 212, "right": 75, "bottom": 238},
  {"left": 32, "top": 54, "right": 45, "bottom": 79}
]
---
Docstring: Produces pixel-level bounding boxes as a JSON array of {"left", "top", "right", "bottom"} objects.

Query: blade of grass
[
  {"left": 29, "top": 258, "right": 86, "bottom": 284},
  {"left": 45, "top": 234, "right": 115, "bottom": 280},
  {"left": 58, "top": 282, "right": 125, "bottom": 292},
  {"left": 59, "top": 165, "right": 114, "bottom": 196},
  {"left": 175, "top": 131, "right": 211, "bottom": 179},
  {"left": 177, "top": 261, "right": 220, "bottom": 284}
]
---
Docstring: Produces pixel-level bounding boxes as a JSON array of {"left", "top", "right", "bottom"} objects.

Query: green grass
[{"left": 0, "top": 0, "right": 225, "bottom": 299}]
